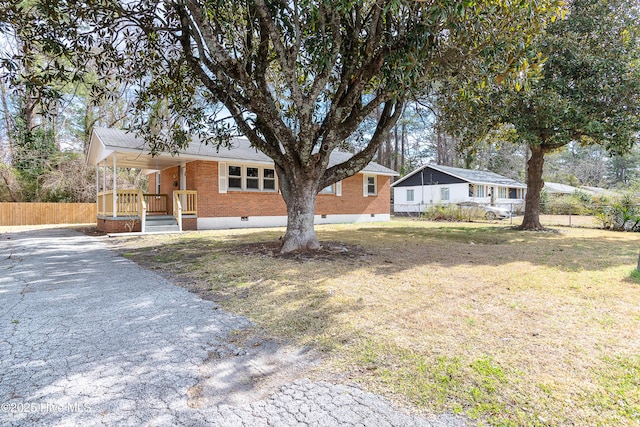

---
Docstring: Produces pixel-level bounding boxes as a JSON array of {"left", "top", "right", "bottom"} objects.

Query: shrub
[
  {"left": 421, "top": 204, "right": 485, "bottom": 222},
  {"left": 610, "top": 196, "right": 640, "bottom": 232},
  {"left": 592, "top": 206, "right": 614, "bottom": 229},
  {"left": 542, "top": 195, "right": 588, "bottom": 215}
]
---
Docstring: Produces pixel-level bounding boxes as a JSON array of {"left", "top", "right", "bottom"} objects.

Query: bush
[
  {"left": 421, "top": 204, "right": 485, "bottom": 222},
  {"left": 592, "top": 206, "right": 614, "bottom": 229},
  {"left": 610, "top": 196, "right": 640, "bottom": 232},
  {"left": 542, "top": 195, "right": 589, "bottom": 215}
]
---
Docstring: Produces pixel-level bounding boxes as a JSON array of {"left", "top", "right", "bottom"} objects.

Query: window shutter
[
  {"left": 218, "top": 162, "right": 227, "bottom": 194},
  {"left": 336, "top": 181, "right": 342, "bottom": 197},
  {"left": 363, "top": 175, "right": 368, "bottom": 197}
]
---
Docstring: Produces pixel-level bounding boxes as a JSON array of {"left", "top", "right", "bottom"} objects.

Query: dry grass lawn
[{"left": 111, "top": 219, "right": 640, "bottom": 426}]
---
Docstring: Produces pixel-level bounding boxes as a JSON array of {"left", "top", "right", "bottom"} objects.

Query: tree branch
[{"left": 320, "top": 100, "right": 403, "bottom": 188}]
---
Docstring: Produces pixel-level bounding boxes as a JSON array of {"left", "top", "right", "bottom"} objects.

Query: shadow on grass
[
  {"left": 109, "top": 221, "right": 640, "bottom": 349},
  {"left": 118, "top": 223, "right": 640, "bottom": 281},
  {"left": 339, "top": 225, "right": 639, "bottom": 274},
  {"left": 103, "top": 223, "right": 640, "bottom": 426},
  {"left": 117, "top": 232, "right": 366, "bottom": 348}
]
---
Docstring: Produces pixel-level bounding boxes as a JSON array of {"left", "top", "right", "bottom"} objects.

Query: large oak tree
[
  {"left": 444, "top": 0, "right": 640, "bottom": 230},
  {"left": 2, "top": 0, "right": 561, "bottom": 251},
  {"left": 518, "top": 0, "right": 640, "bottom": 229}
]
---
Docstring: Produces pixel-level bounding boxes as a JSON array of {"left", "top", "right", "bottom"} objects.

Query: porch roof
[{"left": 87, "top": 128, "right": 398, "bottom": 176}]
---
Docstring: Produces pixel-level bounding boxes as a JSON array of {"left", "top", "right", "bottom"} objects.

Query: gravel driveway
[{"left": 0, "top": 228, "right": 467, "bottom": 426}]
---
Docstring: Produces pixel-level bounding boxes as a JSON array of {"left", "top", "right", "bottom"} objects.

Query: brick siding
[
  {"left": 187, "top": 160, "right": 391, "bottom": 218},
  {"left": 182, "top": 217, "right": 197, "bottom": 231},
  {"left": 97, "top": 217, "right": 141, "bottom": 233},
  {"left": 102, "top": 160, "right": 391, "bottom": 233}
]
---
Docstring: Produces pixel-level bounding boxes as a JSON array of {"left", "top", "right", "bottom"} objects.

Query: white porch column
[
  {"left": 112, "top": 155, "right": 117, "bottom": 218},
  {"left": 180, "top": 164, "right": 186, "bottom": 190},
  {"left": 102, "top": 159, "right": 107, "bottom": 215},
  {"left": 180, "top": 164, "right": 187, "bottom": 210},
  {"left": 95, "top": 165, "right": 99, "bottom": 214}
]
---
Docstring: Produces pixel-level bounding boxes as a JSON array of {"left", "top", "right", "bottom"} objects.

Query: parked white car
[
  {"left": 458, "top": 202, "right": 511, "bottom": 220},
  {"left": 483, "top": 205, "right": 511, "bottom": 220}
]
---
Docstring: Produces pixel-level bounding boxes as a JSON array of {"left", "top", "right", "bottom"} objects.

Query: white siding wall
[
  {"left": 394, "top": 183, "right": 469, "bottom": 213},
  {"left": 394, "top": 183, "right": 526, "bottom": 213}
]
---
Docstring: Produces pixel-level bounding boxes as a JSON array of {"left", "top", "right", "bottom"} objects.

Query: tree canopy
[
  {"left": 1, "top": 0, "right": 563, "bottom": 250},
  {"left": 442, "top": 0, "right": 640, "bottom": 229}
]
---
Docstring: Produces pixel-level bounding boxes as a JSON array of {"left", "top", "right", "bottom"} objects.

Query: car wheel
[{"left": 485, "top": 211, "right": 496, "bottom": 220}]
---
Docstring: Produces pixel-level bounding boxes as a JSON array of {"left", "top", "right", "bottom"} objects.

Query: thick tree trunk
[
  {"left": 279, "top": 173, "right": 320, "bottom": 253},
  {"left": 518, "top": 144, "right": 546, "bottom": 230}
]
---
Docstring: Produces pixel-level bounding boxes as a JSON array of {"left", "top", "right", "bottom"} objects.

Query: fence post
[{"left": 569, "top": 208, "right": 572, "bottom": 227}]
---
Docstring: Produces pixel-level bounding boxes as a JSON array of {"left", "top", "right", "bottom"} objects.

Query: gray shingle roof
[
  {"left": 93, "top": 128, "right": 397, "bottom": 175},
  {"left": 433, "top": 164, "right": 526, "bottom": 187},
  {"left": 392, "top": 163, "right": 526, "bottom": 188},
  {"left": 544, "top": 182, "right": 579, "bottom": 194}
]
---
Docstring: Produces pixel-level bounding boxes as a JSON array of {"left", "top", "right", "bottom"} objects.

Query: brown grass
[{"left": 112, "top": 219, "right": 640, "bottom": 426}]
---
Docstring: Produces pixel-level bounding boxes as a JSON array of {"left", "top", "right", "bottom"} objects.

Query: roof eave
[
  {"left": 90, "top": 129, "right": 396, "bottom": 175},
  {"left": 86, "top": 131, "right": 114, "bottom": 166},
  {"left": 360, "top": 170, "right": 399, "bottom": 177},
  {"left": 390, "top": 165, "right": 426, "bottom": 187}
]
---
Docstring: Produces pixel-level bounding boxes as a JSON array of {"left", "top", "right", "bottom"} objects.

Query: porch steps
[{"left": 145, "top": 215, "right": 180, "bottom": 233}]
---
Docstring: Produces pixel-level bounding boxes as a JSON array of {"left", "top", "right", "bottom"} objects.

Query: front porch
[
  {"left": 96, "top": 190, "right": 197, "bottom": 233},
  {"left": 88, "top": 128, "right": 200, "bottom": 234}
]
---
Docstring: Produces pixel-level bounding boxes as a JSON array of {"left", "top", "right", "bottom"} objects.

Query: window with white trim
[
  {"left": 246, "top": 167, "right": 260, "bottom": 190},
  {"left": 320, "top": 185, "right": 335, "bottom": 194},
  {"left": 228, "top": 165, "right": 242, "bottom": 189},
  {"left": 263, "top": 169, "right": 276, "bottom": 190},
  {"left": 406, "top": 189, "right": 414, "bottom": 202},
  {"left": 475, "top": 185, "right": 486, "bottom": 197},
  {"left": 498, "top": 187, "right": 508, "bottom": 199},
  {"left": 364, "top": 175, "right": 377, "bottom": 196},
  {"left": 226, "top": 164, "right": 277, "bottom": 191},
  {"left": 440, "top": 187, "right": 450, "bottom": 201}
]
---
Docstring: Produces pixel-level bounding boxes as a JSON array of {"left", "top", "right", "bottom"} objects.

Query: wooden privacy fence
[{"left": 0, "top": 203, "right": 97, "bottom": 226}]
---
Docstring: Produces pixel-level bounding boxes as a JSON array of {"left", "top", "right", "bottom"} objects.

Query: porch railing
[
  {"left": 174, "top": 190, "right": 197, "bottom": 215},
  {"left": 97, "top": 189, "right": 196, "bottom": 233},
  {"left": 143, "top": 193, "right": 168, "bottom": 214},
  {"left": 173, "top": 192, "right": 183, "bottom": 232},
  {"left": 97, "top": 190, "right": 145, "bottom": 217}
]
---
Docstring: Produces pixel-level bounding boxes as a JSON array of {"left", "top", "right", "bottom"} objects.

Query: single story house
[
  {"left": 87, "top": 128, "right": 398, "bottom": 233},
  {"left": 392, "top": 163, "right": 526, "bottom": 213},
  {"left": 544, "top": 182, "right": 620, "bottom": 199},
  {"left": 543, "top": 182, "right": 581, "bottom": 196},
  {"left": 578, "top": 186, "right": 620, "bottom": 199}
]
